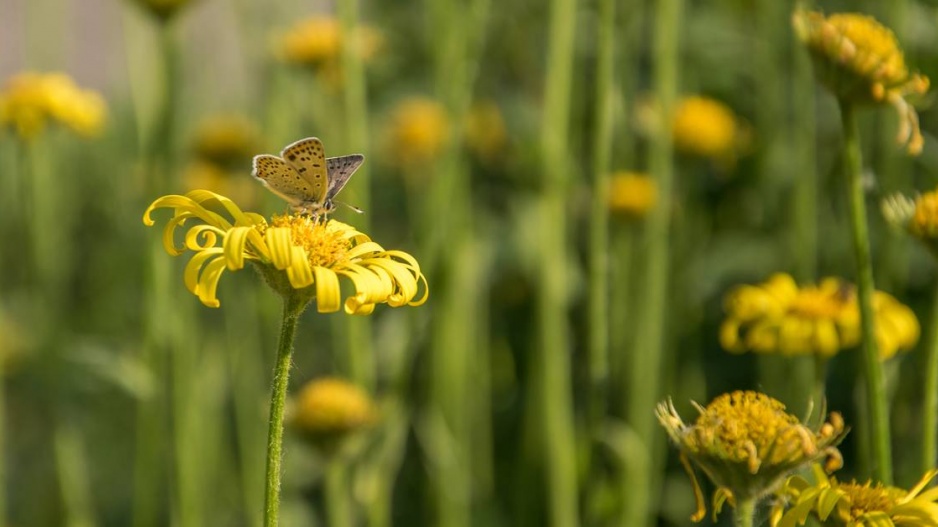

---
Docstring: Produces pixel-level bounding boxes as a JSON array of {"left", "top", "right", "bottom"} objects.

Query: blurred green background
[{"left": 3, "top": 0, "right": 938, "bottom": 525}]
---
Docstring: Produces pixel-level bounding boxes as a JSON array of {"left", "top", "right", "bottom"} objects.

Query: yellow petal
[
  {"left": 265, "top": 227, "right": 296, "bottom": 270},
  {"left": 223, "top": 226, "right": 254, "bottom": 270},
  {"left": 285, "top": 245, "right": 314, "bottom": 289},
  {"left": 184, "top": 248, "right": 224, "bottom": 296},
  {"left": 185, "top": 224, "right": 223, "bottom": 251},
  {"left": 196, "top": 256, "right": 229, "bottom": 308},
  {"left": 313, "top": 266, "right": 341, "bottom": 313}
]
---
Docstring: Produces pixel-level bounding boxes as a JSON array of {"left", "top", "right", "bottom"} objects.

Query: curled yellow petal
[{"left": 312, "top": 266, "right": 341, "bottom": 313}]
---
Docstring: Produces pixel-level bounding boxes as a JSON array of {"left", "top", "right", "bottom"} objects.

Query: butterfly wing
[
  {"left": 326, "top": 154, "right": 365, "bottom": 200},
  {"left": 280, "top": 137, "right": 329, "bottom": 205},
  {"left": 251, "top": 154, "right": 312, "bottom": 207}
]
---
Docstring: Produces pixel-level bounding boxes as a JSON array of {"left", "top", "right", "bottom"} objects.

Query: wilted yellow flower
[
  {"left": 658, "top": 391, "right": 846, "bottom": 522},
  {"left": 143, "top": 190, "right": 428, "bottom": 312},
  {"left": 292, "top": 377, "right": 377, "bottom": 440},
  {"left": 128, "top": 0, "right": 196, "bottom": 20},
  {"left": 721, "top": 273, "right": 918, "bottom": 360},
  {"left": 793, "top": 9, "right": 929, "bottom": 154},
  {"left": 771, "top": 464, "right": 938, "bottom": 527},
  {"left": 464, "top": 101, "right": 507, "bottom": 163},
  {"left": 384, "top": 97, "right": 451, "bottom": 169},
  {"left": 672, "top": 96, "right": 748, "bottom": 164},
  {"left": 0, "top": 72, "right": 106, "bottom": 140},
  {"left": 607, "top": 172, "right": 656, "bottom": 218},
  {"left": 277, "top": 16, "right": 383, "bottom": 78}
]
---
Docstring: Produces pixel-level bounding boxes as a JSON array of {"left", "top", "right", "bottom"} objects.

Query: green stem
[
  {"left": 812, "top": 356, "right": 828, "bottom": 412},
  {"left": 587, "top": 0, "right": 615, "bottom": 431},
  {"left": 839, "top": 100, "right": 892, "bottom": 484},
  {"left": 336, "top": 0, "right": 374, "bottom": 391},
  {"left": 733, "top": 498, "right": 755, "bottom": 527},
  {"left": 922, "top": 281, "right": 938, "bottom": 474},
  {"left": 625, "top": 0, "right": 682, "bottom": 524},
  {"left": 53, "top": 417, "right": 97, "bottom": 527},
  {"left": 263, "top": 295, "right": 303, "bottom": 527},
  {"left": 325, "top": 458, "right": 352, "bottom": 527},
  {"left": 537, "top": 0, "right": 578, "bottom": 522}
]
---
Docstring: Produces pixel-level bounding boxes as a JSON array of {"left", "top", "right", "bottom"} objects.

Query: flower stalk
[
  {"left": 923, "top": 281, "right": 938, "bottom": 475},
  {"left": 263, "top": 293, "right": 304, "bottom": 527},
  {"left": 840, "top": 100, "right": 892, "bottom": 484},
  {"left": 734, "top": 497, "right": 755, "bottom": 527}
]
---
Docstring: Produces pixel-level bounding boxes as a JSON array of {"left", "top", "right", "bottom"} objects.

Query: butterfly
[{"left": 252, "top": 137, "right": 364, "bottom": 218}]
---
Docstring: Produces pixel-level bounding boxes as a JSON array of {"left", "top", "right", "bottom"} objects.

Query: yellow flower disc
[
  {"left": 672, "top": 96, "right": 743, "bottom": 162},
  {"left": 292, "top": 377, "right": 377, "bottom": 437}
]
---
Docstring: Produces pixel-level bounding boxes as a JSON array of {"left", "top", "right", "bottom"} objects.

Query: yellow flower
[
  {"left": 129, "top": 0, "right": 196, "bottom": 20},
  {"left": 883, "top": 189, "right": 938, "bottom": 262},
  {"left": 0, "top": 72, "right": 106, "bottom": 140},
  {"left": 292, "top": 377, "right": 377, "bottom": 439},
  {"left": 607, "top": 172, "right": 656, "bottom": 218},
  {"left": 384, "top": 97, "right": 451, "bottom": 170},
  {"left": 793, "top": 9, "right": 929, "bottom": 154},
  {"left": 190, "top": 114, "right": 260, "bottom": 169},
  {"left": 658, "top": 391, "right": 846, "bottom": 522},
  {"left": 143, "top": 190, "right": 428, "bottom": 312},
  {"left": 720, "top": 273, "right": 918, "bottom": 360},
  {"left": 672, "top": 96, "right": 748, "bottom": 164},
  {"left": 464, "top": 101, "right": 508, "bottom": 163},
  {"left": 771, "top": 464, "right": 938, "bottom": 527},
  {"left": 277, "top": 16, "right": 383, "bottom": 73}
]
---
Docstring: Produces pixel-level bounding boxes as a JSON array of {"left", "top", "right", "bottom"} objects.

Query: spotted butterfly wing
[
  {"left": 251, "top": 155, "right": 313, "bottom": 209},
  {"left": 326, "top": 154, "right": 365, "bottom": 200},
  {"left": 280, "top": 137, "right": 329, "bottom": 206}
]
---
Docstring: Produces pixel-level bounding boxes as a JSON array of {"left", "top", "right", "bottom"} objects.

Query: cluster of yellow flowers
[
  {"left": 0, "top": 72, "right": 106, "bottom": 140},
  {"left": 721, "top": 273, "right": 919, "bottom": 360},
  {"left": 661, "top": 391, "right": 938, "bottom": 526},
  {"left": 793, "top": 9, "right": 929, "bottom": 154}
]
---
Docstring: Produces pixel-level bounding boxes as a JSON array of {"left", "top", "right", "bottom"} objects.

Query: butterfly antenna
[{"left": 335, "top": 200, "right": 365, "bottom": 214}]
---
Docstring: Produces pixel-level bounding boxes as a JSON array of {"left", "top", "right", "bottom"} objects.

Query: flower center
[
  {"left": 789, "top": 286, "right": 852, "bottom": 319},
  {"left": 693, "top": 391, "right": 809, "bottom": 466},
  {"left": 838, "top": 482, "right": 906, "bottom": 521},
  {"left": 271, "top": 214, "right": 351, "bottom": 268}
]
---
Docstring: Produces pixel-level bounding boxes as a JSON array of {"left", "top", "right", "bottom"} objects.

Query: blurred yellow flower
[
  {"left": 883, "top": 189, "right": 938, "bottom": 261},
  {"left": 771, "top": 464, "right": 938, "bottom": 527},
  {"left": 292, "top": 377, "right": 377, "bottom": 442},
  {"left": 128, "top": 0, "right": 196, "bottom": 20},
  {"left": 658, "top": 391, "right": 846, "bottom": 522},
  {"left": 143, "top": 190, "right": 428, "bottom": 312},
  {"left": 191, "top": 114, "right": 260, "bottom": 169},
  {"left": 464, "top": 101, "right": 508, "bottom": 163},
  {"left": 721, "top": 273, "right": 918, "bottom": 360},
  {"left": 793, "top": 9, "right": 929, "bottom": 154},
  {"left": 672, "top": 96, "right": 748, "bottom": 164},
  {"left": 384, "top": 97, "right": 451, "bottom": 169},
  {"left": 277, "top": 16, "right": 383, "bottom": 85},
  {"left": 607, "top": 172, "right": 656, "bottom": 218},
  {"left": 0, "top": 72, "right": 106, "bottom": 140},
  {"left": 183, "top": 114, "right": 262, "bottom": 207}
]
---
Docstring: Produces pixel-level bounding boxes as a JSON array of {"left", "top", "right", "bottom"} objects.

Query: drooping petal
[
  {"left": 184, "top": 248, "right": 224, "bottom": 296},
  {"left": 195, "top": 255, "right": 230, "bottom": 308},
  {"left": 312, "top": 266, "right": 341, "bottom": 313}
]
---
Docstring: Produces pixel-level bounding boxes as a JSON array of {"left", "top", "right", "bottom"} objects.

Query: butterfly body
[{"left": 252, "top": 137, "right": 364, "bottom": 218}]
